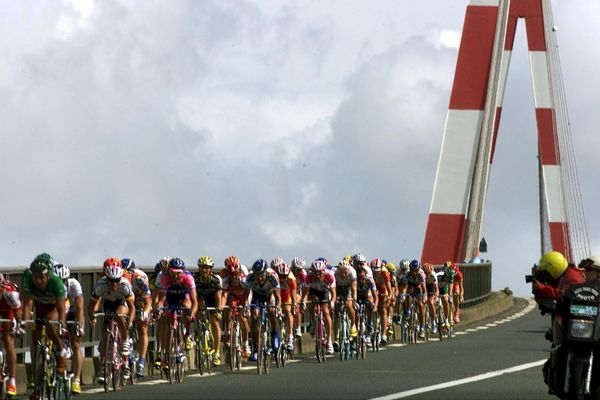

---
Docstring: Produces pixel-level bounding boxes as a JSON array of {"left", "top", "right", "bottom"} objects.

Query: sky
[{"left": 1, "top": 0, "right": 599, "bottom": 296}]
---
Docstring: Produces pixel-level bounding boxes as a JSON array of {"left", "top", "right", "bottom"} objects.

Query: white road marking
[{"left": 368, "top": 359, "right": 547, "bottom": 400}]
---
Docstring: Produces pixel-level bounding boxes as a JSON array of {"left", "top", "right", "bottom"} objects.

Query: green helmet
[{"left": 30, "top": 252, "right": 54, "bottom": 274}]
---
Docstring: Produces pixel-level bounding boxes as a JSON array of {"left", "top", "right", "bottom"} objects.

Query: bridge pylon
[{"left": 421, "top": 0, "right": 589, "bottom": 265}]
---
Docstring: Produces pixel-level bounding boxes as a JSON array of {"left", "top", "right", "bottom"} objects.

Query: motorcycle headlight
[{"left": 569, "top": 319, "right": 594, "bottom": 339}]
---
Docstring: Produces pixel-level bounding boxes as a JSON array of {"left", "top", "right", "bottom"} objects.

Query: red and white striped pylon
[{"left": 421, "top": 0, "right": 570, "bottom": 265}]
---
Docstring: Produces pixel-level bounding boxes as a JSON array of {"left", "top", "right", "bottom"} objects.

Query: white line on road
[{"left": 368, "top": 359, "right": 546, "bottom": 400}]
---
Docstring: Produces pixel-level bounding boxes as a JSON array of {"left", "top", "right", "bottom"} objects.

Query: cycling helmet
[
  {"left": 311, "top": 260, "right": 327, "bottom": 273},
  {"left": 317, "top": 257, "right": 328, "bottom": 266},
  {"left": 444, "top": 260, "right": 453, "bottom": 268},
  {"left": 105, "top": 265, "right": 124, "bottom": 280},
  {"left": 538, "top": 251, "right": 568, "bottom": 279},
  {"left": 275, "top": 262, "right": 291, "bottom": 276},
  {"left": 370, "top": 258, "right": 383, "bottom": 271},
  {"left": 385, "top": 262, "right": 396, "bottom": 273},
  {"left": 121, "top": 258, "right": 136, "bottom": 272},
  {"left": 169, "top": 257, "right": 186, "bottom": 270},
  {"left": 422, "top": 263, "right": 434, "bottom": 274},
  {"left": 224, "top": 256, "right": 240, "bottom": 270},
  {"left": 409, "top": 259, "right": 420, "bottom": 271},
  {"left": 54, "top": 264, "right": 71, "bottom": 279},
  {"left": 103, "top": 258, "right": 122, "bottom": 270},
  {"left": 270, "top": 257, "right": 285, "bottom": 270},
  {"left": 30, "top": 253, "right": 54, "bottom": 274},
  {"left": 197, "top": 256, "right": 214, "bottom": 268},
  {"left": 338, "top": 259, "right": 351, "bottom": 270},
  {"left": 252, "top": 259, "right": 269, "bottom": 274},
  {"left": 291, "top": 257, "right": 306, "bottom": 270},
  {"left": 399, "top": 259, "right": 410, "bottom": 271},
  {"left": 353, "top": 253, "right": 366, "bottom": 263},
  {"left": 343, "top": 255, "right": 353, "bottom": 264}
]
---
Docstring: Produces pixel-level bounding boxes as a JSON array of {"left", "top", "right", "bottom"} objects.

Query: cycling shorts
[
  {"left": 337, "top": 286, "right": 352, "bottom": 300},
  {"left": 308, "top": 288, "right": 331, "bottom": 303}
]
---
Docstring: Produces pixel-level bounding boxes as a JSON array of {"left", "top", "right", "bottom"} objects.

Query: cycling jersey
[
  {"left": 92, "top": 277, "right": 134, "bottom": 303},
  {"left": 0, "top": 281, "right": 21, "bottom": 323},
  {"left": 22, "top": 269, "right": 66, "bottom": 305},
  {"left": 438, "top": 269, "right": 455, "bottom": 295},
  {"left": 334, "top": 268, "right": 356, "bottom": 299},
  {"left": 158, "top": 271, "right": 195, "bottom": 306},
  {"left": 278, "top": 274, "right": 297, "bottom": 304},
  {"left": 195, "top": 272, "right": 223, "bottom": 308},
  {"left": 373, "top": 270, "right": 391, "bottom": 297},
  {"left": 220, "top": 268, "right": 248, "bottom": 302},
  {"left": 425, "top": 272, "right": 438, "bottom": 295},
  {"left": 356, "top": 276, "right": 376, "bottom": 302},
  {"left": 400, "top": 270, "right": 426, "bottom": 295},
  {"left": 64, "top": 277, "right": 83, "bottom": 308},
  {"left": 304, "top": 271, "right": 336, "bottom": 292},
  {"left": 129, "top": 268, "right": 151, "bottom": 298},
  {"left": 292, "top": 269, "right": 307, "bottom": 295}
]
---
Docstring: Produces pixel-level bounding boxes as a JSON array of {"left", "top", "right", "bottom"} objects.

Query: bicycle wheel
[
  {"left": 102, "top": 335, "right": 112, "bottom": 393},
  {"left": 229, "top": 322, "right": 238, "bottom": 372},
  {"left": 205, "top": 327, "right": 214, "bottom": 375},
  {"left": 167, "top": 331, "right": 175, "bottom": 384},
  {"left": 256, "top": 324, "right": 264, "bottom": 375},
  {"left": 54, "top": 373, "right": 70, "bottom": 400},
  {"left": 437, "top": 305, "right": 444, "bottom": 341},
  {"left": 33, "top": 346, "right": 46, "bottom": 400},
  {"left": 195, "top": 331, "right": 204, "bottom": 375}
]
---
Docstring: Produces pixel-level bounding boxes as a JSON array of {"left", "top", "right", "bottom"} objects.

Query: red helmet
[
  {"left": 452, "top": 263, "right": 460, "bottom": 272},
  {"left": 370, "top": 258, "right": 383, "bottom": 271},
  {"left": 275, "top": 262, "right": 291, "bottom": 276},
  {"left": 225, "top": 256, "right": 240, "bottom": 273},
  {"left": 103, "top": 258, "right": 122, "bottom": 271},
  {"left": 422, "top": 263, "right": 434, "bottom": 274}
]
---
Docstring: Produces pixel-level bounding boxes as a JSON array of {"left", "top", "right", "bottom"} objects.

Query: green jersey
[{"left": 22, "top": 269, "right": 66, "bottom": 305}]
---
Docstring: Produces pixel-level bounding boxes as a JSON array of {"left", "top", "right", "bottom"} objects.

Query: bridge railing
[{"left": 433, "top": 262, "right": 492, "bottom": 307}]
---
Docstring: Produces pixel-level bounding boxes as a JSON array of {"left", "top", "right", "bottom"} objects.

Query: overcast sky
[{"left": 1, "top": 0, "right": 598, "bottom": 295}]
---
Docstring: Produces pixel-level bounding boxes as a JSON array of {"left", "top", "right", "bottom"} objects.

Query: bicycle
[
  {"left": 355, "top": 302, "right": 369, "bottom": 360},
  {"left": 94, "top": 312, "right": 130, "bottom": 393},
  {"left": 194, "top": 307, "right": 216, "bottom": 375},
  {"left": 371, "top": 309, "right": 381, "bottom": 352},
  {"left": 310, "top": 301, "right": 328, "bottom": 364},
  {"left": 276, "top": 303, "right": 296, "bottom": 367},
  {"left": 24, "top": 319, "right": 65, "bottom": 400},
  {"left": 336, "top": 300, "right": 352, "bottom": 361},
  {"left": 158, "top": 306, "right": 188, "bottom": 384},
  {"left": 225, "top": 305, "right": 243, "bottom": 372},
  {"left": 250, "top": 303, "right": 276, "bottom": 375}
]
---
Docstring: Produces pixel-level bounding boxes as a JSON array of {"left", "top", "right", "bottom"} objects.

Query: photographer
[{"left": 531, "top": 251, "right": 584, "bottom": 301}]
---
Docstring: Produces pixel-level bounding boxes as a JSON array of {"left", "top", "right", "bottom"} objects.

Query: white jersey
[
  {"left": 92, "top": 276, "right": 133, "bottom": 302},
  {"left": 64, "top": 278, "right": 83, "bottom": 305},
  {"left": 334, "top": 267, "right": 357, "bottom": 288}
]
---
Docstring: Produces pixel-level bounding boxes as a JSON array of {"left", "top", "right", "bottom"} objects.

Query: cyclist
[
  {"left": 422, "top": 263, "right": 439, "bottom": 334},
  {"left": 399, "top": 260, "right": 427, "bottom": 339},
  {"left": 272, "top": 259, "right": 298, "bottom": 352},
  {"left": 243, "top": 259, "right": 281, "bottom": 362},
  {"left": 88, "top": 258, "right": 135, "bottom": 381},
  {"left": 122, "top": 258, "right": 152, "bottom": 377},
  {"left": 352, "top": 253, "right": 373, "bottom": 278},
  {"left": 333, "top": 258, "right": 358, "bottom": 351},
  {"left": 54, "top": 263, "right": 85, "bottom": 395},
  {"left": 149, "top": 257, "right": 170, "bottom": 369},
  {"left": 452, "top": 263, "right": 464, "bottom": 323},
  {"left": 21, "top": 253, "right": 69, "bottom": 385},
  {"left": 384, "top": 262, "right": 398, "bottom": 336},
  {"left": 301, "top": 259, "right": 336, "bottom": 354},
  {"left": 154, "top": 257, "right": 197, "bottom": 371},
  {"left": 220, "top": 256, "right": 251, "bottom": 358},
  {"left": 394, "top": 259, "right": 411, "bottom": 323},
  {"left": 290, "top": 257, "right": 307, "bottom": 338},
  {"left": 371, "top": 258, "right": 392, "bottom": 345},
  {"left": 437, "top": 261, "right": 456, "bottom": 330},
  {"left": 0, "top": 273, "right": 23, "bottom": 397},
  {"left": 355, "top": 265, "right": 378, "bottom": 346},
  {"left": 194, "top": 256, "right": 224, "bottom": 366}
]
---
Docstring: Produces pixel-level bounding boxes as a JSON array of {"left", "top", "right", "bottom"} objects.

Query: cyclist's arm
[
  {"left": 154, "top": 290, "right": 166, "bottom": 311},
  {"left": 351, "top": 281, "right": 357, "bottom": 302},
  {"left": 215, "top": 289, "right": 223, "bottom": 312},
  {"left": 329, "top": 286, "right": 336, "bottom": 305},
  {"left": 126, "top": 295, "right": 135, "bottom": 325},
  {"left": 74, "top": 295, "right": 85, "bottom": 331},
  {"left": 273, "top": 288, "right": 282, "bottom": 309},
  {"left": 22, "top": 294, "right": 33, "bottom": 322},
  {"left": 189, "top": 289, "right": 198, "bottom": 317},
  {"left": 243, "top": 288, "right": 251, "bottom": 306},
  {"left": 88, "top": 296, "right": 100, "bottom": 321},
  {"left": 56, "top": 296, "right": 67, "bottom": 329}
]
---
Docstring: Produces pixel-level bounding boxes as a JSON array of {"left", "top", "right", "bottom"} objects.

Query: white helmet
[
  {"left": 105, "top": 265, "right": 124, "bottom": 280},
  {"left": 53, "top": 264, "right": 71, "bottom": 280}
]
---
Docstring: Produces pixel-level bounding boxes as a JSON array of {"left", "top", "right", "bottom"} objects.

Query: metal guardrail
[{"left": 1, "top": 261, "right": 492, "bottom": 361}]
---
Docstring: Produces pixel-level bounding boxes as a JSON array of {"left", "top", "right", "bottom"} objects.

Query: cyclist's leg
[
  {"left": 41, "top": 306, "right": 67, "bottom": 373},
  {"left": 115, "top": 305, "right": 130, "bottom": 355},
  {"left": 2, "top": 319, "right": 17, "bottom": 395}
]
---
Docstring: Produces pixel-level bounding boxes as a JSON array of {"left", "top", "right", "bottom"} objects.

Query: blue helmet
[
  {"left": 121, "top": 258, "right": 136, "bottom": 272},
  {"left": 169, "top": 257, "right": 186, "bottom": 270},
  {"left": 409, "top": 259, "right": 420, "bottom": 270},
  {"left": 252, "top": 259, "right": 269, "bottom": 274}
]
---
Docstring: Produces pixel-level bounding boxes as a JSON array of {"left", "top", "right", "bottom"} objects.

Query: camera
[{"left": 525, "top": 274, "right": 534, "bottom": 283}]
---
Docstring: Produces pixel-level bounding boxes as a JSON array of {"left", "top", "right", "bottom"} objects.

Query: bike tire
[
  {"left": 568, "top": 360, "right": 587, "bottom": 400},
  {"left": 33, "top": 346, "right": 46, "bottom": 400},
  {"left": 102, "top": 336, "right": 112, "bottom": 393},
  {"left": 206, "top": 329, "right": 214, "bottom": 375},
  {"left": 229, "top": 324, "right": 237, "bottom": 372},
  {"left": 111, "top": 365, "right": 120, "bottom": 392},
  {"left": 195, "top": 334, "right": 204, "bottom": 375},
  {"left": 256, "top": 325, "right": 264, "bottom": 375}
]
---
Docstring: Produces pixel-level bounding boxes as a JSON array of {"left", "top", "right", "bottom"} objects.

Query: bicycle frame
[
  {"left": 95, "top": 312, "right": 129, "bottom": 393},
  {"left": 336, "top": 300, "right": 351, "bottom": 361},
  {"left": 23, "top": 319, "right": 62, "bottom": 400},
  {"left": 158, "top": 306, "right": 188, "bottom": 384},
  {"left": 194, "top": 307, "right": 216, "bottom": 376}
]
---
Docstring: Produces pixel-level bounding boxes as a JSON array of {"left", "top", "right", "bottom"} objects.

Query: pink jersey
[
  {"left": 304, "top": 270, "right": 336, "bottom": 291},
  {"left": 158, "top": 271, "right": 195, "bottom": 305}
]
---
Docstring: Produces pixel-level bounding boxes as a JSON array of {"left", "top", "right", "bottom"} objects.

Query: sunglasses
[{"left": 108, "top": 278, "right": 121, "bottom": 283}]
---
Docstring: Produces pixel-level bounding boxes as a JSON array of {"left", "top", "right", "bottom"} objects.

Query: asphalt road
[{"left": 78, "top": 299, "right": 556, "bottom": 400}]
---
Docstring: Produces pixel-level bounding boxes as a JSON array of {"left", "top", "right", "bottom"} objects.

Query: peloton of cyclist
[
  {"left": 243, "top": 259, "right": 282, "bottom": 362},
  {"left": 122, "top": 258, "right": 152, "bottom": 377},
  {"left": 54, "top": 263, "right": 85, "bottom": 394},
  {"left": 88, "top": 258, "right": 136, "bottom": 381},
  {"left": 22, "top": 253, "right": 70, "bottom": 384},
  {"left": 0, "top": 273, "right": 23, "bottom": 397},
  {"left": 220, "top": 256, "right": 251, "bottom": 358},
  {"left": 301, "top": 259, "right": 336, "bottom": 354},
  {"left": 194, "top": 256, "right": 224, "bottom": 366},
  {"left": 333, "top": 258, "right": 358, "bottom": 352}
]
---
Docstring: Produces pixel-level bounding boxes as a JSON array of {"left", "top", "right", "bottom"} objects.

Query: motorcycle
[{"left": 540, "top": 283, "right": 600, "bottom": 400}]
